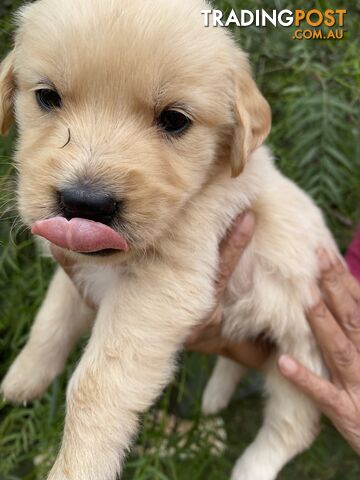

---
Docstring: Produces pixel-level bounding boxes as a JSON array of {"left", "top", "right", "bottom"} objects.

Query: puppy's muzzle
[{"left": 58, "top": 184, "right": 119, "bottom": 225}]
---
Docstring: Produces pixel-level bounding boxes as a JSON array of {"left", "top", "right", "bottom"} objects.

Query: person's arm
[{"left": 278, "top": 250, "right": 360, "bottom": 455}]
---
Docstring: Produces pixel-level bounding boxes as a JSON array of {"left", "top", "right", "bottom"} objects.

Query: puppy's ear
[
  {"left": 0, "top": 51, "right": 16, "bottom": 136},
  {"left": 230, "top": 65, "right": 271, "bottom": 177}
]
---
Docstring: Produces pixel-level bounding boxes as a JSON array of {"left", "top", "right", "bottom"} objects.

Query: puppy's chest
[{"left": 73, "top": 264, "right": 123, "bottom": 306}]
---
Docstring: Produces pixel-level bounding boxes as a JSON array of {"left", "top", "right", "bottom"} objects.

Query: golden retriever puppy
[{"left": 0, "top": 0, "right": 338, "bottom": 479}]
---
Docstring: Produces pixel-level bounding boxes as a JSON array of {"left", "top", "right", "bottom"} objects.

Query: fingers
[
  {"left": 318, "top": 250, "right": 360, "bottom": 350},
  {"left": 278, "top": 354, "right": 342, "bottom": 416},
  {"left": 307, "top": 298, "right": 360, "bottom": 388},
  {"left": 215, "top": 211, "right": 255, "bottom": 302}
]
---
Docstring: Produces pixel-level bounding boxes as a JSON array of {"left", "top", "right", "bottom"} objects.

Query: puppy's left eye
[
  {"left": 158, "top": 109, "right": 191, "bottom": 135},
  {"left": 36, "top": 88, "right": 62, "bottom": 112}
]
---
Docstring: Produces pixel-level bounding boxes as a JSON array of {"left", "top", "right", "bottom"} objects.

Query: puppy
[{"left": 0, "top": 0, "right": 339, "bottom": 479}]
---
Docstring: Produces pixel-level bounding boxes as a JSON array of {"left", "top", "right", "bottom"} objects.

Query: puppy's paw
[
  {"left": 230, "top": 451, "right": 279, "bottom": 480},
  {"left": 1, "top": 347, "right": 55, "bottom": 404},
  {"left": 202, "top": 361, "right": 245, "bottom": 415},
  {"left": 231, "top": 460, "right": 275, "bottom": 480},
  {"left": 202, "top": 359, "right": 245, "bottom": 416},
  {"left": 201, "top": 380, "right": 231, "bottom": 415}
]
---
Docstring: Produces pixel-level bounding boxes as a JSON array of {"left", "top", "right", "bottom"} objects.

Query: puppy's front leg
[
  {"left": 1, "top": 267, "right": 94, "bottom": 403},
  {"left": 48, "top": 268, "right": 209, "bottom": 480}
]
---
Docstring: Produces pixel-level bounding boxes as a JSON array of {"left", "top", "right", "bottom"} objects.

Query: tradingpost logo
[{"left": 201, "top": 9, "right": 348, "bottom": 40}]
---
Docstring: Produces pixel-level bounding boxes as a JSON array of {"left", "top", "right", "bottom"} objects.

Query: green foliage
[{"left": 0, "top": 1, "right": 359, "bottom": 479}]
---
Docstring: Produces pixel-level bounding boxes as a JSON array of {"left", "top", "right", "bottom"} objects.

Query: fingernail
[
  {"left": 317, "top": 248, "right": 331, "bottom": 272},
  {"left": 278, "top": 355, "right": 298, "bottom": 376}
]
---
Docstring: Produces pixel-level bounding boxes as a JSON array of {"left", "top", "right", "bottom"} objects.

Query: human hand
[
  {"left": 278, "top": 250, "right": 360, "bottom": 455},
  {"left": 185, "top": 211, "right": 273, "bottom": 369}
]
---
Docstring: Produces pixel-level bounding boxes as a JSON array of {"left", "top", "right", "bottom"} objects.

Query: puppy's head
[{"left": 0, "top": 0, "right": 270, "bottom": 258}]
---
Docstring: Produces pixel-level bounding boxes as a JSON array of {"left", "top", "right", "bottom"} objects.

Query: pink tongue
[{"left": 32, "top": 217, "right": 128, "bottom": 253}]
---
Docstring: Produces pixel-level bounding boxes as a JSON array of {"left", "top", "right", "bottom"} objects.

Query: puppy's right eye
[
  {"left": 36, "top": 89, "right": 62, "bottom": 112},
  {"left": 158, "top": 109, "right": 192, "bottom": 135}
]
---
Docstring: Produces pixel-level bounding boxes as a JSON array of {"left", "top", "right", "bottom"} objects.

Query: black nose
[{"left": 58, "top": 186, "right": 119, "bottom": 224}]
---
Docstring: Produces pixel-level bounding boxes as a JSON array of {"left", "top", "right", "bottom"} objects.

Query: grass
[{"left": 1, "top": 0, "right": 360, "bottom": 479}]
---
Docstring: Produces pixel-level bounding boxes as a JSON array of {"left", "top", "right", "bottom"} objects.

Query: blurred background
[{"left": 0, "top": 1, "right": 359, "bottom": 479}]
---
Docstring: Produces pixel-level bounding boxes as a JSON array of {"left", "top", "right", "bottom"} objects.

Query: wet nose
[{"left": 58, "top": 186, "right": 119, "bottom": 224}]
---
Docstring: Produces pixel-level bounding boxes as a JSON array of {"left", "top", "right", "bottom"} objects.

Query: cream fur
[{"left": 0, "top": 1, "right": 338, "bottom": 479}]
